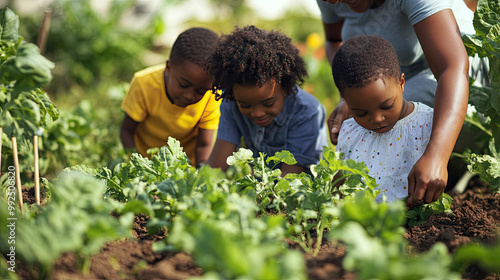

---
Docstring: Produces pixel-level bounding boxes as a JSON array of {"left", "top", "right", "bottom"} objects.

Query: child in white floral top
[{"left": 332, "top": 35, "right": 433, "bottom": 203}]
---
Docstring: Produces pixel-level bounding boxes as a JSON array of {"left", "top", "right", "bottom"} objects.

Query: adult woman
[{"left": 317, "top": 0, "right": 470, "bottom": 207}]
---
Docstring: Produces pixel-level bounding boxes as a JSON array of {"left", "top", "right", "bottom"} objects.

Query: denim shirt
[{"left": 217, "top": 86, "right": 328, "bottom": 167}]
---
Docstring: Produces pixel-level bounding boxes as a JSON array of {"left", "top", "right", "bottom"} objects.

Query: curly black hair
[
  {"left": 205, "top": 25, "right": 308, "bottom": 100},
  {"left": 332, "top": 35, "right": 400, "bottom": 95},
  {"left": 169, "top": 27, "right": 219, "bottom": 68}
]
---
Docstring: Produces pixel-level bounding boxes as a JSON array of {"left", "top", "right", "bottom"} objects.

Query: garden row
[{"left": 1, "top": 139, "right": 499, "bottom": 279}]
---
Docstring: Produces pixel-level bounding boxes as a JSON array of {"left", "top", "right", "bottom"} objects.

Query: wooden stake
[
  {"left": 34, "top": 135, "right": 40, "bottom": 205},
  {"left": 37, "top": 10, "right": 52, "bottom": 55},
  {"left": 11, "top": 137, "right": 23, "bottom": 214}
]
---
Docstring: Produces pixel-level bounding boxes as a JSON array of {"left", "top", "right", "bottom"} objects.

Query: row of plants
[{"left": 1, "top": 137, "right": 498, "bottom": 279}]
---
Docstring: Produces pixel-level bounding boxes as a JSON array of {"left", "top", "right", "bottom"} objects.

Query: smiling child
[
  {"left": 120, "top": 27, "right": 221, "bottom": 166},
  {"left": 206, "top": 25, "right": 328, "bottom": 176},
  {"left": 333, "top": 35, "right": 434, "bottom": 203}
]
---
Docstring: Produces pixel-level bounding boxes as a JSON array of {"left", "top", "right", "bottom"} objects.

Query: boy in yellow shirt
[{"left": 120, "top": 27, "right": 221, "bottom": 166}]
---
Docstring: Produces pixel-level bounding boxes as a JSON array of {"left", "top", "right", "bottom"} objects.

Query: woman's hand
[
  {"left": 328, "top": 99, "right": 350, "bottom": 145},
  {"left": 406, "top": 152, "right": 447, "bottom": 208}
]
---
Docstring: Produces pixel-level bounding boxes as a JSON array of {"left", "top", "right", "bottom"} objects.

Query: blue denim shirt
[{"left": 217, "top": 86, "right": 328, "bottom": 167}]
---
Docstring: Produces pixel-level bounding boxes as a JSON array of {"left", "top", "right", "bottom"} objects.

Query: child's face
[
  {"left": 165, "top": 60, "right": 213, "bottom": 107},
  {"left": 233, "top": 80, "right": 285, "bottom": 127},
  {"left": 342, "top": 75, "right": 408, "bottom": 134}
]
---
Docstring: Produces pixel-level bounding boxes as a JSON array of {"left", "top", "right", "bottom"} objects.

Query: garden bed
[{"left": 14, "top": 178, "right": 499, "bottom": 280}]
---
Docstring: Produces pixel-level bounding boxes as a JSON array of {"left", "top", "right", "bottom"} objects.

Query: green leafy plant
[
  {"left": 462, "top": 0, "right": 500, "bottom": 192},
  {"left": 0, "top": 7, "right": 59, "bottom": 163},
  {"left": 462, "top": 0, "right": 500, "bottom": 150},
  {"left": 331, "top": 221, "right": 461, "bottom": 280},
  {"left": 0, "top": 8, "right": 59, "bottom": 127},
  {"left": 331, "top": 192, "right": 460, "bottom": 280},
  {"left": 466, "top": 153, "right": 500, "bottom": 193},
  {"left": 404, "top": 193, "right": 453, "bottom": 227},
  {"left": 338, "top": 190, "right": 407, "bottom": 244},
  {"left": 283, "top": 148, "right": 378, "bottom": 256},
  {"left": 100, "top": 139, "right": 308, "bottom": 279},
  {"left": 160, "top": 190, "right": 306, "bottom": 280},
  {"left": 0, "top": 171, "right": 133, "bottom": 279},
  {"left": 452, "top": 236, "right": 500, "bottom": 274}
]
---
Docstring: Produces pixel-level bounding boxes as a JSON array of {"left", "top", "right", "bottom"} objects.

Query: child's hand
[
  {"left": 328, "top": 99, "right": 350, "bottom": 145},
  {"left": 407, "top": 153, "right": 447, "bottom": 208}
]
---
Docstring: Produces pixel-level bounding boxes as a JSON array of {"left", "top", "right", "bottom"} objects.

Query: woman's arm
[
  {"left": 322, "top": 21, "right": 344, "bottom": 64},
  {"left": 207, "top": 139, "right": 237, "bottom": 172},
  {"left": 407, "top": 9, "right": 469, "bottom": 207},
  {"left": 322, "top": 20, "right": 350, "bottom": 145},
  {"left": 196, "top": 128, "right": 216, "bottom": 166}
]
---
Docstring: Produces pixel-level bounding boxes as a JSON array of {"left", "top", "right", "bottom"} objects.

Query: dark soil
[
  {"left": 21, "top": 185, "right": 47, "bottom": 205},
  {"left": 14, "top": 177, "right": 500, "bottom": 280}
]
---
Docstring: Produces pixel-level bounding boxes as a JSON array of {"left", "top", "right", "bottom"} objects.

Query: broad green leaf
[
  {"left": 467, "top": 153, "right": 500, "bottom": 193},
  {"left": 0, "top": 8, "right": 19, "bottom": 42},
  {"left": 227, "top": 148, "right": 254, "bottom": 165},
  {"left": 167, "top": 136, "right": 186, "bottom": 159},
  {"left": 3, "top": 43, "right": 55, "bottom": 91},
  {"left": 331, "top": 222, "right": 460, "bottom": 279},
  {"left": 302, "top": 191, "right": 329, "bottom": 210},
  {"left": 474, "top": 0, "right": 500, "bottom": 38},
  {"left": 404, "top": 193, "right": 453, "bottom": 227},
  {"left": 452, "top": 240, "right": 500, "bottom": 273},
  {"left": 468, "top": 85, "right": 491, "bottom": 115},
  {"left": 463, "top": 34, "right": 485, "bottom": 57},
  {"left": 266, "top": 150, "right": 297, "bottom": 165}
]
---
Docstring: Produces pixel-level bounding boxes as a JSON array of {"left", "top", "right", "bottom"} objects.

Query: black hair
[
  {"left": 205, "top": 25, "right": 308, "bottom": 100},
  {"left": 169, "top": 27, "right": 219, "bottom": 68},
  {"left": 332, "top": 35, "right": 400, "bottom": 95}
]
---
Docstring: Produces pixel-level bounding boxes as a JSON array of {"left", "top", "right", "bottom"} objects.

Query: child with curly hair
[
  {"left": 333, "top": 35, "right": 434, "bottom": 203},
  {"left": 206, "top": 25, "right": 328, "bottom": 176},
  {"left": 120, "top": 27, "right": 221, "bottom": 166}
]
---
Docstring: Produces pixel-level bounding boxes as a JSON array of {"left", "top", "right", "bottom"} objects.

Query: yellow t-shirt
[{"left": 121, "top": 64, "right": 221, "bottom": 163}]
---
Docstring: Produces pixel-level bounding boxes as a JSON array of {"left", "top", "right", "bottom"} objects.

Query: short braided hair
[
  {"left": 205, "top": 25, "right": 308, "bottom": 100},
  {"left": 170, "top": 27, "right": 219, "bottom": 68},
  {"left": 332, "top": 35, "right": 400, "bottom": 95}
]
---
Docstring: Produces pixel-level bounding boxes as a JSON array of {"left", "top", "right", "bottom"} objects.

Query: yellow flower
[{"left": 306, "top": 33, "right": 323, "bottom": 50}]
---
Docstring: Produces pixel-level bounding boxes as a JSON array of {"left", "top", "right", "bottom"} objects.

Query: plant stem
[
  {"left": 293, "top": 234, "right": 311, "bottom": 255},
  {"left": 313, "top": 221, "right": 324, "bottom": 257},
  {"left": 465, "top": 118, "right": 493, "bottom": 137}
]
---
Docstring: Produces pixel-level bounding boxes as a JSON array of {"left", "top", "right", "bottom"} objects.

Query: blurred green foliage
[{"left": 38, "top": 0, "right": 162, "bottom": 93}]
